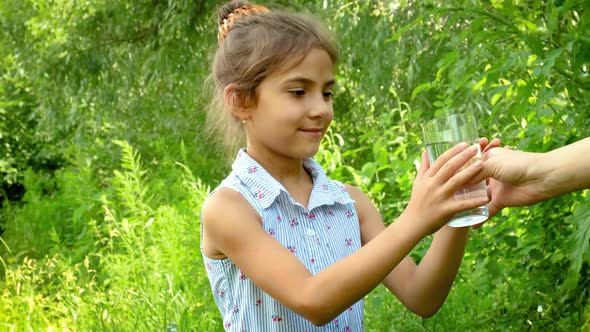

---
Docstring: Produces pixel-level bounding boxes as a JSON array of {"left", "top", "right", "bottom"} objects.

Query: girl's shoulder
[{"left": 202, "top": 187, "right": 257, "bottom": 220}]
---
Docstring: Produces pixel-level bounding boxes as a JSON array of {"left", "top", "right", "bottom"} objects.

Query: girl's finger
[
  {"left": 448, "top": 194, "right": 490, "bottom": 216},
  {"left": 482, "top": 138, "right": 501, "bottom": 153},
  {"left": 462, "top": 164, "right": 489, "bottom": 187},
  {"left": 434, "top": 144, "right": 479, "bottom": 183},
  {"left": 442, "top": 157, "right": 484, "bottom": 194},
  {"left": 478, "top": 137, "right": 489, "bottom": 150},
  {"left": 426, "top": 142, "right": 470, "bottom": 176},
  {"left": 417, "top": 150, "right": 429, "bottom": 177}
]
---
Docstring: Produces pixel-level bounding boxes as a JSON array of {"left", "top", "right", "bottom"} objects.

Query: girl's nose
[{"left": 309, "top": 94, "right": 332, "bottom": 118}]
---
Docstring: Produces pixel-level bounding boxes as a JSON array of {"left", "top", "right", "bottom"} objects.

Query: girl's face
[{"left": 245, "top": 48, "right": 335, "bottom": 161}]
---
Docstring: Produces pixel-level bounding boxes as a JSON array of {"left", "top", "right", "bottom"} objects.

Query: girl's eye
[
  {"left": 289, "top": 90, "right": 305, "bottom": 96},
  {"left": 323, "top": 91, "right": 334, "bottom": 99}
]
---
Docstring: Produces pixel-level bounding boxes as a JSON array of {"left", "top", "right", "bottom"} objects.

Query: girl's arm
[
  {"left": 351, "top": 186, "right": 469, "bottom": 318},
  {"left": 202, "top": 143, "right": 486, "bottom": 326},
  {"left": 203, "top": 191, "right": 426, "bottom": 325}
]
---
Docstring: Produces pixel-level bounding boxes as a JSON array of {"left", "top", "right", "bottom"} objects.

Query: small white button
[{"left": 306, "top": 228, "right": 315, "bottom": 237}]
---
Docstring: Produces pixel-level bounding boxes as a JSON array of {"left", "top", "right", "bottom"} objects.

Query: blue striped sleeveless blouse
[{"left": 201, "top": 149, "right": 364, "bottom": 331}]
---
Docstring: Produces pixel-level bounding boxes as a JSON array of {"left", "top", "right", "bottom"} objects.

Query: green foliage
[
  {"left": 1, "top": 141, "right": 219, "bottom": 330},
  {"left": 318, "top": 0, "right": 590, "bottom": 329},
  {"left": 0, "top": 0, "right": 589, "bottom": 330},
  {"left": 0, "top": 0, "right": 224, "bottom": 206},
  {"left": 565, "top": 197, "right": 590, "bottom": 289}
]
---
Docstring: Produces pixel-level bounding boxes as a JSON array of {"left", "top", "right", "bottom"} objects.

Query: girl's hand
[
  {"left": 404, "top": 143, "right": 488, "bottom": 236},
  {"left": 479, "top": 137, "right": 501, "bottom": 154},
  {"left": 469, "top": 137, "right": 500, "bottom": 229}
]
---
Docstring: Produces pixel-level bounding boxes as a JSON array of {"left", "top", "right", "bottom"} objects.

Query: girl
[{"left": 201, "top": 1, "right": 489, "bottom": 330}]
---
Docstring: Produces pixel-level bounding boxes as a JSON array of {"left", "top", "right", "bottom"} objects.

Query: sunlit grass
[{"left": 0, "top": 142, "right": 221, "bottom": 331}]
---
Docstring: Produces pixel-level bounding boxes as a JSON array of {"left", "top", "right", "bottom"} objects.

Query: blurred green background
[{"left": 1, "top": 0, "right": 589, "bottom": 330}]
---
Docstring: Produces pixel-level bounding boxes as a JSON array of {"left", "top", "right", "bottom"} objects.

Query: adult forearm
[{"left": 537, "top": 137, "right": 590, "bottom": 198}]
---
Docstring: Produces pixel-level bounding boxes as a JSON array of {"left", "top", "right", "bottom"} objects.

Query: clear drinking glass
[{"left": 421, "top": 113, "right": 489, "bottom": 227}]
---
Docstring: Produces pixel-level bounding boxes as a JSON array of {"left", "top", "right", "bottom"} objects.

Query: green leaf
[
  {"left": 504, "top": 235, "right": 518, "bottom": 248},
  {"left": 344, "top": 166, "right": 363, "bottom": 187},
  {"left": 486, "top": 259, "right": 500, "bottom": 277},
  {"left": 360, "top": 162, "right": 377, "bottom": 179},
  {"left": 411, "top": 82, "right": 433, "bottom": 99},
  {"left": 491, "top": 92, "right": 503, "bottom": 105},
  {"left": 565, "top": 197, "right": 590, "bottom": 288},
  {"left": 472, "top": 76, "right": 487, "bottom": 91},
  {"left": 529, "top": 248, "right": 543, "bottom": 260}
]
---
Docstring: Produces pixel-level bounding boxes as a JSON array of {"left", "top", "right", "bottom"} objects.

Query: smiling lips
[{"left": 300, "top": 128, "right": 324, "bottom": 138}]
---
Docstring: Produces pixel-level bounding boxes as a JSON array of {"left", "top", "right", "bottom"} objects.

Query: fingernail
[{"left": 458, "top": 142, "right": 468, "bottom": 148}]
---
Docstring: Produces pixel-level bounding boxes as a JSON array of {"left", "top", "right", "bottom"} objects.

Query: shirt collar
[{"left": 232, "top": 149, "right": 355, "bottom": 210}]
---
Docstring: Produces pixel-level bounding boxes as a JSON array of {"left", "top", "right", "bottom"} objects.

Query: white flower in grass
[
  {"left": 537, "top": 305, "right": 543, "bottom": 313},
  {"left": 145, "top": 217, "right": 155, "bottom": 228}
]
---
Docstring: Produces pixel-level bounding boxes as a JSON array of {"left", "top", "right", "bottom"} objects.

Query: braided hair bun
[{"left": 217, "top": 1, "right": 269, "bottom": 45}]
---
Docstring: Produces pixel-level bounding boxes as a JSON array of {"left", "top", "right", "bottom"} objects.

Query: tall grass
[{"left": 0, "top": 141, "right": 222, "bottom": 331}]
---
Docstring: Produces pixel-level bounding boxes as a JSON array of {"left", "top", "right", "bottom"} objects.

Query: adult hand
[
  {"left": 471, "top": 137, "right": 590, "bottom": 226},
  {"left": 481, "top": 147, "right": 549, "bottom": 217}
]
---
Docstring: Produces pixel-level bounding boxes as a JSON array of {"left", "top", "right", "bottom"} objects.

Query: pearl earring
[{"left": 242, "top": 120, "right": 246, "bottom": 124}]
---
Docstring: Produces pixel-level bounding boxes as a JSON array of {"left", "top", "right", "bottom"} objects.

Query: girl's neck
[{"left": 245, "top": 147, "right": 313, "bottom": 188}]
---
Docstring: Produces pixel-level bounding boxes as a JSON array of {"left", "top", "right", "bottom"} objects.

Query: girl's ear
[{"left": 224, "top": 83, "right": 251, "bottom": 122}]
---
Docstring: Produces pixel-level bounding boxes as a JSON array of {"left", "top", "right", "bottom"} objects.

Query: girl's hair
[{"left": 206, "top": 0, "right": 339, "bottom": 157}]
